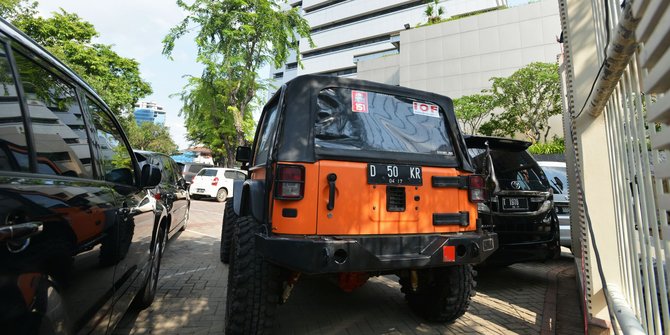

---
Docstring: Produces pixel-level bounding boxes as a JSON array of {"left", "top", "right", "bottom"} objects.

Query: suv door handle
[
  {"left": 327, "top": 173, "right": 337, "bottom": 211},
  {"left": 0, "top": 221, "right": 43, "bottom": 242}
]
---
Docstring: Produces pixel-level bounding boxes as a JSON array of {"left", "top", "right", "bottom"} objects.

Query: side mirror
[
  {"left": 236, "top": 146, "right": 251, "bottom": 163},
  {"left": 141, "top": 164, "right": 162, "bottom": 189}
]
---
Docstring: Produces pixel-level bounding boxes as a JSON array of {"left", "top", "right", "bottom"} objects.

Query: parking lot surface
[{"left": 114, "top": 200, "right": 583, "bottom": 335}]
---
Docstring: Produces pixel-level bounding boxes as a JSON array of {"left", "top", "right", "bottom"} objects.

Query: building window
[
  {"left": 304, "top": 0, "right": 347, "bottom": 13},
  {"left": 273, "top": 72, "right": 284, "bottom": 79},
  {"left": 302, "top": 35, "right": 391, "bottom": 59},
  {"left": 319, "top": 67, "right": 357, "bottom": 77},
  {"left": 310, "top": 0, "right": 425, "bottom": 33},
  {"left": 286, "top": 63, "right": 298, "bottom": 70}
]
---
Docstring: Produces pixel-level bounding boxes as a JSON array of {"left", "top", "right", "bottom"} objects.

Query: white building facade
[{"left": 270, "top": 0, "right": 507, "bottom": 88}]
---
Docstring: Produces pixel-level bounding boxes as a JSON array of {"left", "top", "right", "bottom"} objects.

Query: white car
[
  {"left": 189, "top": 168, "right": 247, "bottom": 202},
  {"left": 537, "top": 161, "right": 571, "bottom": 248}
]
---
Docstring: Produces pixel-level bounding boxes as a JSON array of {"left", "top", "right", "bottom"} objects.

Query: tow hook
[
  {"left": 281, "top": 272, "right": 301, "bottom": 304},
  {"left": 410, "top": 270, "right": 418, "bottom": 292}
]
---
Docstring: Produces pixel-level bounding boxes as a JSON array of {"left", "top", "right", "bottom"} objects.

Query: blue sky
[{"left": 38, "top": 0, "right": 201, "bottom": 149}]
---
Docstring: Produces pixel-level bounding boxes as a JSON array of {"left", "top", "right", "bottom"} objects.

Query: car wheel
[
  {"left": 225, "top": 216, "right": 282, "bottom": 334},
  {"left": 400, "top": 265, "right": 476, "bottom": 323},
  {"left": 216, "top": 188, "right": 228, "bottom": 202},
  {"left": 220, "top": 200, "right": 237, "bottom": 264},
  {"left": 132, "top": 226, "right": 165, "bottom": 310}
]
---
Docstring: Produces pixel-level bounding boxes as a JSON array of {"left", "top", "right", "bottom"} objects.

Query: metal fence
[{"left": 558, "top": 0, "right": 669, "bottom": 333}]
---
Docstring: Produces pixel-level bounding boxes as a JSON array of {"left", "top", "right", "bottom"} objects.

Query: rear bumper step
[{"left": 255, "top": 232, "right": 498, "bottom": 274}]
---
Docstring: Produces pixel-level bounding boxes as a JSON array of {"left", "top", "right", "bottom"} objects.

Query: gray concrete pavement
[{"left": 114, "top": 200, "right": 584, "bottom": 335}]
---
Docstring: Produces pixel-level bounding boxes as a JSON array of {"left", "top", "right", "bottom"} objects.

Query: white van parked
[{"left": 189, "top": 168, "right": 247, "bottom": 202}]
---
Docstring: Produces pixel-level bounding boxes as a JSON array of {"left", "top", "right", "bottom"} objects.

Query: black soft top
[{"left": 270, "top": 75, "right": 473, "bottom": 171}]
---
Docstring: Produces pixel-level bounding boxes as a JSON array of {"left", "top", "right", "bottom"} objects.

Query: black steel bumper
[{"left": 255, "top": 232, "right": 498, "bottom": 274}]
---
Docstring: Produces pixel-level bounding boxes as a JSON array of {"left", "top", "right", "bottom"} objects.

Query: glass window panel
[
  {"left": 14, "top": 51, "right": 92, "bottom": 178},
  {"left": 0, "top": 47, "right": 29, "bottom": 172}
]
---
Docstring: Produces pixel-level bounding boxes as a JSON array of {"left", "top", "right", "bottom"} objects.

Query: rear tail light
[
  {"left": 154, "top": 192, "right": 161, "bottom": 200},
  {"left": 275, "top": 164, "right": 305, "bottom": 200},
  {"left": 212, "top": 177, "right": 219, "bottom": 186},
  {"left": 468, "top": 175, "right": 486, "bottom": 203}
]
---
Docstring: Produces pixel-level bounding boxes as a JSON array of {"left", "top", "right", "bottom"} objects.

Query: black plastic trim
[
  {"left": 432, "top": 176, "right": 468, "bottom": 188},
  {"left": 282, "top": 208, "right": 298, "bottom": 218},
  {"left": 433, "top": 212, "right": 469, "bottom": 226}
]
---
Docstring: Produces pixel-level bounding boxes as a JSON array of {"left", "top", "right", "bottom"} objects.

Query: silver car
[{"left": 538, "top": 161, "right": 571, "bottom": 248}]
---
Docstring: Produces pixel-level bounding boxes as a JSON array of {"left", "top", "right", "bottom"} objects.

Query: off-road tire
[
  {"left": 216, "top": 188, "right": 228, "bottom": 202},
  {"left": 225, "top": 216, "right": 282, "bottom": 334},
  {"left": 400, "top": 265, "right": 476, "bottom": 323},
  {"left": 220, "top": 200, "right": 237, "bottom": 264}
]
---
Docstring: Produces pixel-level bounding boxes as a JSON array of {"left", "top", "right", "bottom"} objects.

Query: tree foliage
[
  {"left": 424, "top": 0, "right": 445, "bottom": 25},
  {"left": 164, "top": 0, "right": 312, "bottom": 166},
  {"left": 479, "top": 62, "right": 561, "bottom": 143},
  {"left": 7, "top": 1, "right": 152, "bottom": 117},
  {"left": 123, "top": 118, "right": 179, "bottom": 155},
  {"left": 528, "top": 136, "right": 565, "bottom": 154},
  {"left": 453, "top": 93, "right": 493, "bottom": 134}
]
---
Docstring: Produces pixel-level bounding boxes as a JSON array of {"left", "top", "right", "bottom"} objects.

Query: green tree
[
  {"left": 453, "top": 93, "right": 493, "bottom": 134},
  {"left": 8, "top": 2, "right": 152, "bottom": 117},
  {"left": 424, "top": 0, "right": 445, "bottom": 25},
  {"left": 479, "top": 62, "right": 561, "bottom": 143},
  {"left": 125, "top": 119, "right": 179, "bottom": 155},
  {"left": 163, "top": 0, "right": 312, "bottom": 165}
]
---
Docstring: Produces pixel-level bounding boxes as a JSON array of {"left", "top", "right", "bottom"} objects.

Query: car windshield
[
  {"left": 314, "top": 88, "right": 454, "bottom": 158},
  {"left": 541, "top": 165, "right": 569, "bottom": 194},
  {"left": 197, "top": 169, "right": 218, "bottom": 177},
  {"left": 468, "top": 148, "right": 549, "bottom": 192}
]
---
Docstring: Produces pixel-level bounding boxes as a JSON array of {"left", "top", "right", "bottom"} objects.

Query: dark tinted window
[
  {"left": 87, "top": 100, "right": 135, "bottom": 185},
  {"left": 314, "top": 88, "right": 454, "bottom": 157},
  {"left": 468, "top": 148, "right": 548, "bottom": 191},
  {"left": 198, "top": 169, "right": 218, "bottom": 177},
  {"left": 541, "top": 165, "right": 569, "bottom": 195},
  {"left": 188, "top": 164, "right": 205, "bottom": 173},
  {"left": 159, "top": 155, "right": 175, "bottom": 183},
  {"left": 253, "top": 101, "right": 280, "bottom": 166},
  {"left": 0, "top": 45, "right": 29, "bottom": 172},
  {"left": 15, "top": 51, "right": 93, "bottom": 178}
]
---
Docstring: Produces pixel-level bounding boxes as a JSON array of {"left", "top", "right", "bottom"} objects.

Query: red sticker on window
[
  {"left": 413, "top": 102, "right": 440, "bottom": 118},
  {"left": 351, "top": 90, "right": 368, "bottom": 113}
]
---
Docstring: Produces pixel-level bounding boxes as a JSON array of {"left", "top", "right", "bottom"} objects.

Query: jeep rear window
[{"left": 314, "top": 88, "right": 454, "bottom": 157}]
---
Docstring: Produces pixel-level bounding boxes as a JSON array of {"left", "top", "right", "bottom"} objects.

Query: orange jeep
[{"left": 221, "top": 75, "right": 498, "bottom": 333}]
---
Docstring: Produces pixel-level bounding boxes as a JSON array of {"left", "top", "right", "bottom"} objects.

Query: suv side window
[
  {"left": 253, "top": 101, "right": 280, "bottom": 166},
  {"left": 87, "top": 99, "right": 135, "bottom": 185},
  {"left": 14, "top": 51, "right": 93, "bottom": 178},
  {"left": 0, "top": 45, "right": 29, "bottom": 172}
]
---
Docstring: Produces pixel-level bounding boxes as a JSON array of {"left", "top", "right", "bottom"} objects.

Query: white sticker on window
[{"left": 412, "top": 102, "right": 440, "bottom": 118}]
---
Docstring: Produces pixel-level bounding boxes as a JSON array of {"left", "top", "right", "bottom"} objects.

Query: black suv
[
  {"left": 0, "top": 19, "right": 167, "bottom": 334},
  {"left": 465, "top": 136, "right": 559, "bottom": 264}
]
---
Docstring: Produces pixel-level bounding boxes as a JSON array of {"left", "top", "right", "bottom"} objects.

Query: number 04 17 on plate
[{"left": 367, "top": 163, "right": 423, "bottom": 186}]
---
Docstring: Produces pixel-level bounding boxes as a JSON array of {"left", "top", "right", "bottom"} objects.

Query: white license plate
[
  {"left": 502, "top": 197, "right": 529, "bottom": 211},
  {"left": 196, "top": 188, "right": 205, "bottom": 193}
]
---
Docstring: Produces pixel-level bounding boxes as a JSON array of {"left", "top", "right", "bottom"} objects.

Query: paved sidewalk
[{"left": 114, "top": 200, "right": 584, "bottom": 335}]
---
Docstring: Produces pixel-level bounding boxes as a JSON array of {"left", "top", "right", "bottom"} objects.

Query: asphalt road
[{"left": 114, "top": 199, "right": 583, "bottom": 335}]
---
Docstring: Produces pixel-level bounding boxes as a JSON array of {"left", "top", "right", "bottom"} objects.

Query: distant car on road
[
  {"left": 189, "top": 167, "right": 246, "bottom": 201},
  {"left": 177, "top": 162, "right": 213, "bottom": 185},
  {"left": 136, "top": 151, "right": 191, "bottom": 237},
  {"left": 537, "top": 161, "right": 571, "bottom": 249}
]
